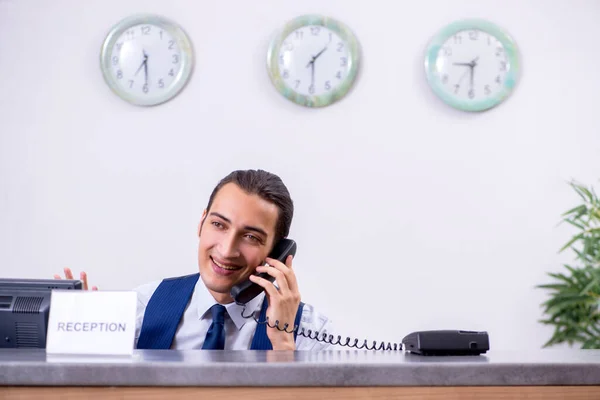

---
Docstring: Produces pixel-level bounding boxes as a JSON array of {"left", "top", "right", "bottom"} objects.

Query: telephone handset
[{"left": 230, "top": 238, "right": 297, "bottom": 305}]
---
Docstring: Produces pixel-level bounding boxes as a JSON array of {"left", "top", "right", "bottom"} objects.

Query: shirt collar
[{"left": 195, "top": 276, "right": 265, "bottom": 331}]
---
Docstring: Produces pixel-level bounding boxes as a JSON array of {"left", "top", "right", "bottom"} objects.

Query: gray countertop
[{"left": 1, "top": 349, "right": 599, "bottom": 386}]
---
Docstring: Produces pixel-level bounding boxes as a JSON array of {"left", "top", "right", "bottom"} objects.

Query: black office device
[
  {"left": 402, "top": 330, "right": 490, "bottom": 355},
  {"left": 0, "top": 278, "right": 82, "bottom": 348}
]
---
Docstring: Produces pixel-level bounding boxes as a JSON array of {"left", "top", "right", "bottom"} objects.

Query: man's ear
[{"left": 198, "top": 209, "right": 208, "bottom": 237}]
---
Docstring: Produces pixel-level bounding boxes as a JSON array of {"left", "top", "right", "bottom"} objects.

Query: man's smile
[{"left": 211, "top": 256, "right": 244, "bottom": 271}]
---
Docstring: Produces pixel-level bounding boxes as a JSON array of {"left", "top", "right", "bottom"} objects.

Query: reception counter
[{"left": 1, "top": 349, "right": 599, "bottom": 399}]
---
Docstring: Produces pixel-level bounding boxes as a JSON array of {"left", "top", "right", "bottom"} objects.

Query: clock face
[
  {"left": 267, "top": 15, "right": 360, "bottom": 107},
  {"left": 425, "top": 20, "right": 519, "bottom": 112},
  {"left": 100, "top": 15, "right": 194, "bottom": 106}
]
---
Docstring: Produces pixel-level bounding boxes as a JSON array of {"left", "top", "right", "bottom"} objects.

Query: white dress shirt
[{"left": 133, "top": 276, "right": 333, "bottom": 350}]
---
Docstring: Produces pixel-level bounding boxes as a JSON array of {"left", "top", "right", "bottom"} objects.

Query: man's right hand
[{"left": 54, "top": 267, "right": 98, "bottom": 290}]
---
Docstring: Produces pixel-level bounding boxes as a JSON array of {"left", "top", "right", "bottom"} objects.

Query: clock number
[
  {"left": 295, "top": 30, "right": 303, "bottom": 40},
  {"left": 279, "top": 54, "right": 284, "bottom": 65},
  {"left": 324, "top": 81, "right": 331, "bottom": 90},
  {"left": 308, "top": 84, "right": 315, "bottom": 94},
  {"left": 141, "top": 26, "right": 151, "bottom": 35},
  {"left": 454, "top": 84, "right": 460, "bottom": 94},
  {"left": 285, "top": 42, "right": 293, "bottom": 51},
  {"left": 143, "top": 84, "right": 149, "bottom": 93},
  {"left": 468, "top": 89, "right": 475, "bottom": 99},
  {"left": 487, "top": 35, "right": 493, "bottom": 45},
  {"left": 168, "top": 40, "right": 175, "bottom": 50},
  {"left": 310, "top": 26, "right": 320, "bottom": 36},
  {"left": 294, "top": 80, "right": 300, "bottom": 89},
  {"left": 468, "top": 30, "right": 478, "bottom": 40},
  {"left": 443, "top": 47, "right": 452, "bottom": 56},
  {"left": 112, "top": 56, "right": 119, "bottom": 66},
  {"left": 128, "top": 80, "right": 134, "bottom": 88},
  {"left": 159, "top": 30, "right": 163, "bottom": 40},
  {"left": 336, "top": 71, "right": 342, "bottom": 79},
  {"left": 495, "top": 75, "right": 502, "bottom": 85},
  {"left": 329, "top": 32, "right": 333, "bottom": 41},
  {"left": 340, "top": 57, "right": 347, "bottom": 67},
  {"left": 453, "top": 35, "right": 462, "bottom": 44},
  {"left": 172, "top": 54, "right": 179, "bottom": 64},
  {"left": 158, "top": 79, "right": 164, "bottom": 88},
  {"left": 126, "top": 30, "right": 134, "bottom": 39},
  {"left": 115, "top": 42, "right": 123, "bottom": 51},
  {"left": 337, "top": 42, "right": 344, "bottom": 52},
  {"left": 282, "top": 70, "right": 289, "bottom": 79},
  {"left": 495, "top": 47, "right": 504, "bottom": 57},
  {"left": 484, "top": 85, "right": 491, "bottom": 95},
  {"left": 169, "top": 69, "right": 175, "bottom": 77},
  {"left": 499, "top": 61, "right": 507, "bottom": 71},
  {"left": 441, "top": 74, "right": 448, "bottom": 84},
  {"left": 116, "top": 70, "right": 123, "bottom": 79}
]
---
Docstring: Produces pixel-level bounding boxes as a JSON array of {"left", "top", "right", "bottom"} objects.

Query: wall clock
[
  {"left": 424, "top": 19, "right": 520, "bottom": 112},
  {"left": 267, "top": 15, "right": 360, "bottom": 108},
  {"left": 100, "top": 14, "right": 194, "bottom": 106}
]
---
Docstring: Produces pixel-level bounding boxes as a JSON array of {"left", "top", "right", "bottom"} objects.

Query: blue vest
[{"left": 136, "top": 273, "right": 304, "bottom": 350}]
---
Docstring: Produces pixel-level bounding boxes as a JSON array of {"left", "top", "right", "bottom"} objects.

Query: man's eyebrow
[
  {"left": 209, "top": 212, "right": 268, "bottom": 237},
  {"left": 209, "top": 212, "right": 231, "bottom": 223}
]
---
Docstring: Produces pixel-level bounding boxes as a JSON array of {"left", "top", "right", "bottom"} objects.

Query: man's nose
[{"left": 219, "top": 233, "right": 241, "bottom": 258}]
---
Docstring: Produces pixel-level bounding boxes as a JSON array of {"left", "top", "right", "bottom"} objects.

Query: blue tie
[{"left": 202, "top": 304, "right": 226, "bottom": 350}]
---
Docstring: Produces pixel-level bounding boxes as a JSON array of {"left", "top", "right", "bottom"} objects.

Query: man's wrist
[
  {"left": 271, "top": 342, "right": 295, "bottom": 351},
  {"left": 270, "top": 336, "right": 296, "bottom": 350}
]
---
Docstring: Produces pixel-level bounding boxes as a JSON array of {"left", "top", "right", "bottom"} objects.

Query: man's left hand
[{"left": 248, "top": 255, "right": 301, "bottom": 350}]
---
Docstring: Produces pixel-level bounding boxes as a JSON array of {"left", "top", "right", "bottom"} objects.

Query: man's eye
[
  {"left": 211, "top": 221, "right": 223, "bottom": 228},
  {"left": 245, "top": 234, "right": 259, "bottom": 242}
]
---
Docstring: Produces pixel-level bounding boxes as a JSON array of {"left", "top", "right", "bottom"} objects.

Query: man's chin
[{"left": 198, "top": 274, "right": 237, "bottom": 295}]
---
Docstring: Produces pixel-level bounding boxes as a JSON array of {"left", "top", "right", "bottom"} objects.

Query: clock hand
[
  {"left": 305, "top": 41, "right": 329, "bottom": 68},
  {"left": 312, "top": 45, "right": 328, "bottom": 62},
  {"left": 453, "top": 62, "right": 471, "bottom": 66},
  {"left": 143, "top": 50, "right": 149, "bottom": 86},
  {"left": 134, "top": 51, "right": 149, "bottom": 77},
  {"left": 456, "top": 67, "right": 470, "bottom": 86},
  {"left": 134, "top": 59, "right": 145, "bottom": 76},
  {"left": 469, "top": 57, "right": 479, "bottom": 90},
  {"left": 144, "top": 59, "right": 148, "bottom": 86},
  {"left": 469, "top": 65, "right": 474, "bottom": 89},
  {"left": 304, "top": 43, "right": 328, "bottom": 90}
]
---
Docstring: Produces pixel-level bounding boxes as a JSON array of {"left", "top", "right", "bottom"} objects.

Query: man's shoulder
[
  {"left": 133, "top": 279, "right": 163, "bottom": 306},
  {"left": 133, "top": 273, "right": 200, "bottom": 306}
]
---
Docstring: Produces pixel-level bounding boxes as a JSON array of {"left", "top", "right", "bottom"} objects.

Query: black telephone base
[
  {"left": 402, "top": 330, "right": 490, "bottom": 356},
  {"left": 408, "top": 350, "right": 487, "bottom": 356}
]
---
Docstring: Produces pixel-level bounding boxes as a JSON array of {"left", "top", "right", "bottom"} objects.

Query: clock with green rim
[
  {"left": 100, "top": 14, "right": 194, "bottom": 106},
  {"left": 424, "top": 19, "right": 520, "bottom": 112},
  {"left": 267, "top": 15, "right": 360, "bottom": 108}
]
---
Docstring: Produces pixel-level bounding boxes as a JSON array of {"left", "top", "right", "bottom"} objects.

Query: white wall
[{"left": 1, "top": 0, "right": 599, "bottom": 351}]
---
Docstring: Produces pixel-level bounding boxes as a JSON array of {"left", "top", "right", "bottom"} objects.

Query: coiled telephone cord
[{"left": 241, "top": 306, "right": 403, "bottom": 351}]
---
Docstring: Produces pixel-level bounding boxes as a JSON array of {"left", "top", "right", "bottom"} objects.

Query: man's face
[{"left": 197, "top": 183, "right": 279, "bottom": 302}]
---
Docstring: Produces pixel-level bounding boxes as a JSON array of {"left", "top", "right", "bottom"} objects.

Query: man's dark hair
[{"left": 206, "top": 169, "right": 294, "bottom": 243}]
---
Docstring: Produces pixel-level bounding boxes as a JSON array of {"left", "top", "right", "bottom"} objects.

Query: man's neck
[{"left": 209, "top": 289, "right": 234, "bottom": 305}]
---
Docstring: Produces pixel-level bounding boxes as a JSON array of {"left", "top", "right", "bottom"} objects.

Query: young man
[{"left": 56, "top": 169, "right": 332, "bottom": 350}]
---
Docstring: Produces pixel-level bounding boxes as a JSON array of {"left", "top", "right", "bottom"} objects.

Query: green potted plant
[{"left": 538, "top": 181, "right": 600, "bottom": 349}]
